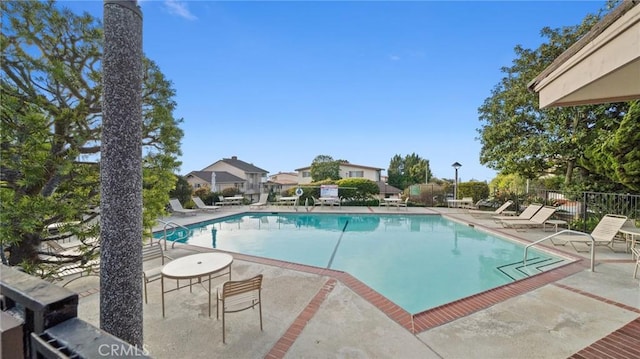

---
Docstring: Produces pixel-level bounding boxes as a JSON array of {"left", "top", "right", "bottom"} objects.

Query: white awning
[{"left": 528, "top": 1, "right": 640, "bottom": 108}]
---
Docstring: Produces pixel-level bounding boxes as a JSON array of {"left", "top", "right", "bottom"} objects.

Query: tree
[
  {"left": 581, "top": 101, "right": 640, "bottom": 192},
  {"left": 477, "top": 3, "right": 631, "bottom": 190},
  {"left": 310, "top": 155, "right": 341, "bottom": 181},
  {"left": 387, "top": 153, "right": 431, "bottom": 190},
  {"left": 0, "top": 0, "right": 183, "bottom": 273},
  {"left": 169, "top": 176, "right": 193, "bottom": 206}
]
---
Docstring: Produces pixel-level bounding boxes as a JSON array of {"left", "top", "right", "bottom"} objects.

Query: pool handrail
[
  {"left": 156, "top": 219, "right": 192, "bottom": 250},
  {"left": 523, "top": 229, "right": 595, "bottom": 272}
]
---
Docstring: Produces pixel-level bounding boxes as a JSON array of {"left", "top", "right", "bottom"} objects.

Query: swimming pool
[{"left": 159, "top": 213, "right": 567, "bottom": 314}]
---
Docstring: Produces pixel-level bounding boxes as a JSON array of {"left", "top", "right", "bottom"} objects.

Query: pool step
[
  {"left": 155, "top": 228, "right": 192, "bottom": 243},
  {"left": 497, "top": 257, "right": 569, "bottom": 281}
]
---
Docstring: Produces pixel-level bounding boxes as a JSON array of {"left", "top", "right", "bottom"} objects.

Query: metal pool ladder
[
  {"left": 156, "top": 219, "right": 192, "bottom": 250},
  {"left": 523, "top": 229, "right": 596, "bottom": 272}
]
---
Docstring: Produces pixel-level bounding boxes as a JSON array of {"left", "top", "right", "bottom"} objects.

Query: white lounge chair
[
  {"left": 500, "top": 206, "right": 557, "bottom": 229},
  {"left": 249, "top": 193, "right": 269, "bottom": 209},
  {"left": 493, "top": 203, "right": 543, "bottom": 222},
  {"left": 469, "top": 200, "right": 514, "bottom": 217},
  {"left": 169, "top": 198, "right": 197, "bottom": 216},
  {"left": 192, "top": 196, "right": 221, "bottom": 212},
  {"left": 550, "top": 214, "right": 628, "bottom": 252}
]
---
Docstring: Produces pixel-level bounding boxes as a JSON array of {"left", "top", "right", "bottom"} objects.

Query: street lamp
[{"left": 451, "top": 162, "right": 462, "bottom": 199}]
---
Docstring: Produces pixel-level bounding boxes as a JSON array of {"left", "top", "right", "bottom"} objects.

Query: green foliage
[
  {"left": 284, "top": 179, "right": 335, "bottom": 201},
  {"left": 221, "top": 187, "right": 239, "bottom": 197},
  {"left": 310, "top": 155, "right": 341, "bottom": 181},
  {"left": 283, "top": 178, "right": 378, "bottom": 206},
  {"left": 580, "top": 101, "right": 640, "bottom": 193},
  {"left": 336, "top": 178, "right": 379, "bottom": 202},
  {"left": 169, "top": 176, "right": 191, "bottom": 204},
  {"left": 387, "top": 153, "right": 431, "bottom": 190},
  {"left": 1, "top": 0, "right": 183, "bottom": 272},
  {"left": 458, "top": 181, "right": 489, "bottom": 203},
  {"left": 193, "top": 187, "right": 217, "bottom": 206},
  {"left": 477, "top": 4, "right": 634, "bottom": 191}
]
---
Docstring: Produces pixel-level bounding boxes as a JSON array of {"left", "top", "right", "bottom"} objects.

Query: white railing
[
  {"left": 156, "top": 219, "right": 192, "bottom": 250},
  {"left": 523, "top": 229, "right": 595, "bottom": 272}
]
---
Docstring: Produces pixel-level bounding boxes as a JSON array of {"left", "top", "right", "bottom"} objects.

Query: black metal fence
[
  {"left": 522, "top": 190, "right": 639, "bottom": 232},
  {"left": 406, "top": 185, "right": 639, "bottom": 232}
]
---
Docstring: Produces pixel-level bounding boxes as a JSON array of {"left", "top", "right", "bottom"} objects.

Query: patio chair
[
  {"left": 249, "top": 193, "right": 269, "bottom": 210},
  {"left": 142, "top": 241, "right": 173, "bottom": 304},
  {"left": 56, "top": 259, "right": 101, "bottom": 287},
  {"left": 312, "top": 196, "right": 323, "bottom": 207},
  {"left": 468, "top": 200, "right": 514, "bottom": 217},
  {"left": 192, "top": 196, "right": 221, "bottom": 212},
  {"left": 500, "top": 206, "right": 557, "bottom": 229},
  {"left": 169, "top": 198, "right": 197, "bottom": 216},
  {"left": 216, "top": 274, "right": 263, "bottom": 344},
  {"left": 632, "top": 247, "right": 640, "bottom": 280},
  {"left": 461, "top": 197, "right": 476, "bottom": 209},
  {"left": 549, "top": 214, "right": 628, "bottom": 252},
  {"left": 397, "top": 198, "right": 409, "bottom": 210},
  {"left": 493, "top": 203, "right": 543, "bottom": 222}
]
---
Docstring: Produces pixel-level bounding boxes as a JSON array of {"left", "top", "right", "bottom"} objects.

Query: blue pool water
[{"left": 158, "top": 213, "right": 566, "bottom": 314}]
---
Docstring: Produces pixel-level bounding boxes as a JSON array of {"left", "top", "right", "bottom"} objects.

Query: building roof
[
  {"left": 528, "top": 0, "right": 640, "bottom": 107},
  {"left": 186, "top": 171, "right": 244, "bottom": 183},
  {"left": 294, "top": 162, "right": 384, "bottom": 171},
  {"left": 220, "top": 156, "right": 268, "bottom": 173},
  {"left": 201, "top": 156, "right": 268, "bottom": 174}
]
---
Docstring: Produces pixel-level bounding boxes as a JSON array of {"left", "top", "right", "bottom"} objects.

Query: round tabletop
[
  {"left": 619, "top": 227, "right": 640, "bottom": 236},
  {"left": 162, "top": 252, "right": 233, "bottom": 279}
]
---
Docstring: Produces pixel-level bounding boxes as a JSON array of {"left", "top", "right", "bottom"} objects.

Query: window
[
  {"left": 348, "top": 171, "right": 364, "bottom": 178},
  {"left": 302, "top": 171, "right": 311, "bottom": 178}
]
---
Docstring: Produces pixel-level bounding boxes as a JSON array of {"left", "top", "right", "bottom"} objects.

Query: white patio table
[{"left": 161, "top": 252, "right": 233, "bottom": 317}]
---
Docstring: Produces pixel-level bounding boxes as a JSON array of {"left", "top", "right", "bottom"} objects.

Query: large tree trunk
[
  {"left": 565, "top": 159, "right": 575, "bottom": 186},
  {"left": 8, "top": 235, "right": 40, "bottom": 267}
]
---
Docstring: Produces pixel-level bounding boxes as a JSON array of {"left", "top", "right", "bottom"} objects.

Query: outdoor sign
[{"left": 320, "top": 184, "right": 339, "bottom": 198}]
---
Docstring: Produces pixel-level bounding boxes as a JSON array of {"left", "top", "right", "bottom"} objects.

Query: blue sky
[{"left": 63, "top": 0, "right": 606, "bottom": 182}]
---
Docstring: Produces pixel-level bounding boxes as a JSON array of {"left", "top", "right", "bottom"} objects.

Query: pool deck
[{"left": 68, "top": 205, "right": 640, "bottom": 358}]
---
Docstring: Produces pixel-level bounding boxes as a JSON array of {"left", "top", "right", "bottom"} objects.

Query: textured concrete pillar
[{"left": 101, "top": 0, "right": 143, "bottom": 346}]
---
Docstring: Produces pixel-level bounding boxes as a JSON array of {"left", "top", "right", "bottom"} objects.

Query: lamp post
[{"left": 452, "top": 162, "right": 462, "bottom": 200}]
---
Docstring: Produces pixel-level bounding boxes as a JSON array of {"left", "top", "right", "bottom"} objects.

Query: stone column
[{"left": 101, "top": 0, "right": 143, "bottom": 346}]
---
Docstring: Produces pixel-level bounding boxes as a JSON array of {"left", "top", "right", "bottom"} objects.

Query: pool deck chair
[
  {"left": 54, "top": 259, "right": 100, "bottom": 287},
  {"left": 249, "top": 193, "right": 269, "bottom": 210},
  {"left": 192, "top": 196, "right": 221, "bottom": 212},
  {"left": 142, "top": 242, "right": 173, "bottom": 304},
  {"left": 169, "top": 198, "right": 197, "bottom": 216},
  {"left": 500, "top": 206, "right": 557, "bottom": 230},
  {"left": 396, "top": 198, "right": 409, "bottom": 210},
  {"left": 550, "top": 214, "right": 628, "bottom": 252},
  {"left": 493, "top": 203, "right": 543, "bottom": 222},
  {"left": 632, "top": 247, "right": 640, "bottom": 281},
  {"left": 469, "top": 200, "right": 514, "bottom": 217},
  {"left": 217, "top": 274, "right": 263, "bottom": 344}
]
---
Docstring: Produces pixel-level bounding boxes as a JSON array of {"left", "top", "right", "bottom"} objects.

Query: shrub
[
  {"left": 336, "top": 178, "right": 379, "bottom": 202},
  {"left": 458, "top": 181, "right": 489, "bottom": 202}
]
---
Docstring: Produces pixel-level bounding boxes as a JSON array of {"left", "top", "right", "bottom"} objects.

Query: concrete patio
[{"left": 65, "top": 205, "right": 640, "bottom": 358}]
